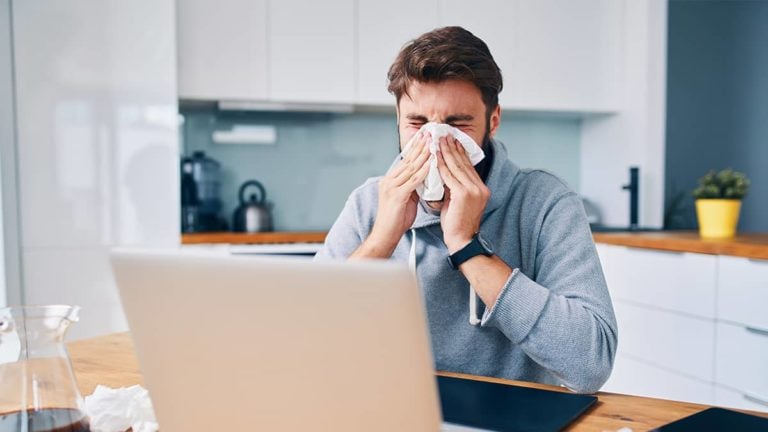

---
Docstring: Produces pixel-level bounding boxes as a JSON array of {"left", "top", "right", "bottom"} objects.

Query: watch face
[{"left": 477, "top": 233, "right": 493, "bottom": 254}]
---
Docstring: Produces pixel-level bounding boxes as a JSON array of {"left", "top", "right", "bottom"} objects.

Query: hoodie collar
[{"left": 410, "top": 138, "right": 520, "bottom": 229}]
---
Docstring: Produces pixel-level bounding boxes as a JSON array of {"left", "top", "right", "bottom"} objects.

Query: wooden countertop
[
  {"left": 67, "top": 332, "right": 768, "bottom": 431},
  {"left": 181, "top": 231, "right": 326, "bottom": 245},
  {"left": 183, "top": 230, "right": 768, "bottom": 261},
  {"left": 593, "top": 231, "right": 768, "bottom": 260}
]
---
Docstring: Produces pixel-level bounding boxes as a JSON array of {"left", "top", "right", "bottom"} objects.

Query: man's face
[{"left": 396, "top": 79, "right": 500, "bottom": 152}]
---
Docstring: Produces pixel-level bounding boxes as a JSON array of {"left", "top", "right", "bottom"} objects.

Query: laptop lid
[{"left": 111, "top": 250, "right": 441, "bottom": 431}]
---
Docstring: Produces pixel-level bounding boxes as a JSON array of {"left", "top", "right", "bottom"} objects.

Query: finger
[
  {"left": 405, "top": 155, "right": 432, "bottom": 188},
  {"left": 393, "top": 145, "right": 431, "bottom": 186},
  {"left": 389, "top": 135, "right": 428, "bottom": 179},
  {"left": 451, "top": 137, "right": 474, "bottom": 170},
  {"left": 402, "top": 132, "right": 430, "bottom": 163},
  {"left": 436, "top": 148, "right": 461, "bottom": 190},
  {"left": 439, "top": 137, "right": 476, "bottom": 187}
]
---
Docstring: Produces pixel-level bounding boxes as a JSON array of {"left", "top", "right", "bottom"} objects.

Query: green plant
[{"left": 693, "top": 169, "right": 750, "bottom": 200}]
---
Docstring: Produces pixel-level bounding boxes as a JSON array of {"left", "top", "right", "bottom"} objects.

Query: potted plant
[{"left": 692, "top": 169, "right": 750, "bottom": 239}]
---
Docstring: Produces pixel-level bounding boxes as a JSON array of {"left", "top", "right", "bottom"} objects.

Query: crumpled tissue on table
[
  {"left": 84, "top": 385, "right": 159, "bottom": 432},
  {"left": 398, "top": 122, "right": 485, "bottom": 201}
]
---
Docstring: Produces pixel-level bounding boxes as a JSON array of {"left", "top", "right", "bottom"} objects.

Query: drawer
[
  {"left": 602, "top": 354, "right": 714, "bottom": 406},
  {"left": 614, "top": 301, "right": 715, "bottom": 381},
  {"left": 718, "top": 256, "right": 768, "bottom": 330},
  {"left": 609, "top": 246, "right": 717, "bottom": 319},
  {"left": 714, "top": 385, "right": 768, "bottom": 413},
  {"left": 715, "top": 322, "right": 768, "bottom": 399}
]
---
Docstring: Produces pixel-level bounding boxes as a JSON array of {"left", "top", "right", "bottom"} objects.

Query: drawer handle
[
  {"left": 746, "top": 326, "right": 768, "bottom": 338},
  {"left": 748, "top": 258, "right": 768, "bottom": 265},
  {"left": 743, "top": 393, "right": 768, "bottom": 408}
]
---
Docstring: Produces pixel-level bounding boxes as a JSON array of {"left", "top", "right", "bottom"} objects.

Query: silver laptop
[{"left": 110, "top": 250, "right": 444, "bottom": 431}]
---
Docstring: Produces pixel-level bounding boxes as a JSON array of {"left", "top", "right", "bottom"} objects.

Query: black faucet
[{"left": 622, "top": 167, "right": 639, "bottom": 230}]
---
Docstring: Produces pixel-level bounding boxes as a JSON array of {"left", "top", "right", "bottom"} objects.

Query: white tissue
[
  {"left": 400, "top": 122, "right": 485, "bottom": 201},
  {"left": 84, "top": 385, "right": 158, "bottom": 432}
]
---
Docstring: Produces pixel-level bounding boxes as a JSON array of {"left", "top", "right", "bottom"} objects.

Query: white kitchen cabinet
[
  {"left": 603, "top": 354, "right": 714, "bottom": 406},
  {"left": 176, "top": 0, "right": 624, "bottom": 111},
  {"left": 608, "top": 246, "right": 717, "bottom": 319},
  {"left": 714, "top": 385, "right": 768, "bottom": 414},
  {"left": 715, "top": 322, "right": 768, "bottom": 404},
  {"left": 717, "top": 256, "right": 768, "bottom": 331},
  {"left": 356, "top": 0, "right": 439, "bottom": 105},
  {"left": 614, "top": 301, "right": 715, "bottom": 382},
  {"left": 177, "top": 0, "right": 268, "bottom": 101},
  {"left": 439, "top": 0, "right": 517, "bottom": 109},
  {"left": 269, "top": 0, "right": 355, "bottom": 103},
  {"left": 511, "top": 0, "right": 622, "bottom": 112},
  {"left": 441, "top": 0, "right": 622, "bottom": 112}
]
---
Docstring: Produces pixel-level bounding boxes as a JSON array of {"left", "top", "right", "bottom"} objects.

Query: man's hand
[
  {"left": 350, "top": 132, "right": 432, "bottom": 259},
  {"left": 437, "top": 136, "right": 491, "bottom": 254}
]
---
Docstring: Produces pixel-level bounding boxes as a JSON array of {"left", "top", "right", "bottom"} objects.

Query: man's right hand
[{"left": 350, "top": 132, "right": 432, "bottom": 259}]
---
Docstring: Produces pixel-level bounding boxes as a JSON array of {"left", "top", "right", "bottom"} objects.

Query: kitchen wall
[
  {"left": 665, "top": 0, "right": 768, "bottom": 231},
  {"left": 181, "top": 107, "right": 581, "bottom": 231}
]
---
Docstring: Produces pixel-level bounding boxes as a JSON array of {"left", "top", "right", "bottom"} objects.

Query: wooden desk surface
[{"left": 67, "top": 332, "right": 768, "bottom": 431}]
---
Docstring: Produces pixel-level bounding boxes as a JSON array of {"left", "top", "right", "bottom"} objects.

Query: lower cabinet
[
  {"left": 714, "top": 385, "right": 768, "bottom": 413},
  {"left": 597, "top": 244, "right": 768, "bottom": 412},
  {"left": 603, "top": 354, "right": 714, "bottom": 406}
]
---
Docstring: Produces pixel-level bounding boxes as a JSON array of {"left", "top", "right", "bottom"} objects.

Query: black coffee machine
[{"left": 180, "top": 151, "right": 227, "bottom": 232}]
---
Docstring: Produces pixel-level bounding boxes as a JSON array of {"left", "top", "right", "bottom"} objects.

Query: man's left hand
[{"left": 436, "top": 136, "right": 491, "bottom": 254}]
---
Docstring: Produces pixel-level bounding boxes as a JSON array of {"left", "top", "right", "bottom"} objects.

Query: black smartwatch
[{"left": 448, "top": 232, "right": 494, "bottom": 269}]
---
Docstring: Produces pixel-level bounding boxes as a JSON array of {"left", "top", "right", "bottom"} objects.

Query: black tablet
[{"left": 438, "top": 376, "right": 598, "bottom": 432}]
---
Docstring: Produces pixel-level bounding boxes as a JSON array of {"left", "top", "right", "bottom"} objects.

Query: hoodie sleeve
[
  {"left": 480, "top": 192, "right": 618, "bottom": 394},
  {"left": 314, "top": 187, "right": 368, "bottom": 261}
]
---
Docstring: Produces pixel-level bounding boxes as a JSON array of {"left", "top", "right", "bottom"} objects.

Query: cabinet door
[
  {"left": 609, "top": 246, "right": 717, "bottom": 319},
  {"left": 614, "top": 301, "right": 715, "bottom": 382},
  {"left": 718, "top": 256, "right": 768, "bottom": 330},
  {"left": 357, "top": 0, "right": 439, "bottom": 106},
  {"left": 439, "top": 0, "right": 518, "bottom": 110},
  {"left": 269, "top": 0, "right": 354, "bottom": 103},
  {"left": 715, "top": 322, "right": 768, "bottom": 401},
  {"left": 602, "top": 354, "right": 714, "bottom": 405},
  {"left": 511, "top": 0, "right": 622, "bottom": 112},
  {"left": 714, "top": 385, "right": 768, "bottom": 414},
  {"left": 177, "top": 0, "right": 268, "bottom": 101}
]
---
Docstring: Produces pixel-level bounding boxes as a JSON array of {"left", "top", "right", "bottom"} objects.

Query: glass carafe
[{"left": 0, "top": 305, "right": 90, "bottom": 432}]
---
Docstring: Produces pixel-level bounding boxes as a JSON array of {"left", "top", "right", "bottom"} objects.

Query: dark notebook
[
  {"left": 437, "top": 376, "right": 597, "bottom": 432},
  {"left": 651, "top": 407, "right": 768, "bottom": 431}
]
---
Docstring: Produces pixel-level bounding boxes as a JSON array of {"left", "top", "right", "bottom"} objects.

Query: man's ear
[{"left": 489, "top": 104, "right": 501, "bottom": 137}]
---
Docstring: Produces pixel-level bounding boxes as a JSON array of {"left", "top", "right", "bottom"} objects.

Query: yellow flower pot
[{"left": 695, "top": 199, "right": 742, "bottom": 239}]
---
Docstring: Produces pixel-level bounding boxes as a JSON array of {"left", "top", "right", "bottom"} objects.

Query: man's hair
[{"left": 387, "top": 26, "right": 503, "bottom": 114}]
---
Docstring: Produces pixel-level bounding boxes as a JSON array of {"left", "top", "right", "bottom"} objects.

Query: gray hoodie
[{"left": 315, "top": 138, "right": 617, "bottom": 394}]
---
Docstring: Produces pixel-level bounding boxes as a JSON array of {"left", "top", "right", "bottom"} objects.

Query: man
[{"left": 315, "top": 27, "right": 617, "bottom": 394}]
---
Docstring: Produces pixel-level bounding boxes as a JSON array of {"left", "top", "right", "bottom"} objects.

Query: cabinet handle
[
  {"left": 745, "top": 326, "right": 768, "bottom": 338},
  {"left": 743, "top": 393, "right": 768, "bottom": 408},
  {"left": 747, "top": 258, "right": 768, "bottom": 265}
]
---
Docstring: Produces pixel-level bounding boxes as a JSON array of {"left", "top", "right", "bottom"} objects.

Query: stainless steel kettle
[{"left": 232, "top": 180, "right": 273, "bottom": 233}]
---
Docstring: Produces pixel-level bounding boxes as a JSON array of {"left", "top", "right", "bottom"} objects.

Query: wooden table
[
  {"left": 67, "top": 333, "right": 768, "bottom": 431},
  {"left": 69, "top": 333, "right": 768, "bottom": 431}
]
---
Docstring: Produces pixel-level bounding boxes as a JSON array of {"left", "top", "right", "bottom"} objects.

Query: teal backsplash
[{"left": 181, "top": 107, "right": 581, "bottom": 231}]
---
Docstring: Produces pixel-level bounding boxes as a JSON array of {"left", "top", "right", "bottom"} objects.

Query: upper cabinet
[
  {"left": 177, "top": 0, "right": 624, "bottom": 113},
  {"left": 356, "top": 0, "right": 439, "bottom": 106},
  {"left": 269, "top": 0, "right": 355, "bottom": 103},
  {"left": 177, "top": 0, "right": 269, "bottom": 101},
  {"left": 441, "top": 0, "right": 622, "bottom": 113}
]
